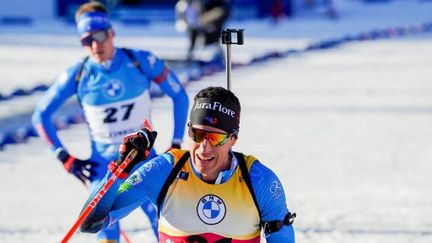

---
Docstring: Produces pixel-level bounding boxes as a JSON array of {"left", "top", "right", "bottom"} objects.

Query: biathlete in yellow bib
[{"left": 80, "top": 86, "right": 296, "bottom": 242}]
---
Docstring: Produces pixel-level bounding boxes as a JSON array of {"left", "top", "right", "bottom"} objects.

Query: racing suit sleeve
[
  {"left": 136, "top": 50, "right": 189, "bottom": 145},
  {"left": 32, "top": 66, "right": 80, "bottom": 152},
  {"left": 249, "top": 161, "right": 296, "bottom": 243},
  {"left": 157, "top": 70, "right": 189, "bottom": 145},
  {"left": 81, "top": 153, "right": 174, "bottom": 233}
]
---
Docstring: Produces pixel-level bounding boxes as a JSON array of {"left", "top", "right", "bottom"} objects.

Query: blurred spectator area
[
  {"left": 57, "top": 0, "right": 293, "bottom": 21},
  {"left": 0, "top": 0, "right": 393, "bottom": 25}
]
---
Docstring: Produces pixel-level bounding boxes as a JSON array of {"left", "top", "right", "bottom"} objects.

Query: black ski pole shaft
[
  {"left": 221, "top": 29, "right": 244, "bottom": 91},
  {"left": 226, "top": 43, "right": 232, "bottom": 90}
]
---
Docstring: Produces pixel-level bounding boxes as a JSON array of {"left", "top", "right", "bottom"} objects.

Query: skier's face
[
  {"left": 189, "top": 124, "right": 237, "bottom": 183},
  {"left": 81, "top": 29, "right": 115, "bottom": 62}
]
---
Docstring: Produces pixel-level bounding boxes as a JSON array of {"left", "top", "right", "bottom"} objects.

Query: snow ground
[{"left": 1, "top": 0, "right": 432, "bottom": 242}]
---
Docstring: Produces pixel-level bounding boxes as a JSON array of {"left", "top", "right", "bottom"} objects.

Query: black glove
[
  {"left": 110, "top": 129, "right": 158, "bottom": 177},
  {"left": 56, "top": 148, "right": 98, "bottom": 185}
]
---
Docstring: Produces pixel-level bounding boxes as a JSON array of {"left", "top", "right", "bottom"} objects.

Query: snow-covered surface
[{"left": 1, "top": 0, "right": 432, "bottom": 242}]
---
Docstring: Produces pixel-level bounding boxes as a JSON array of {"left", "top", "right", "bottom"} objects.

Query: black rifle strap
[
  {"left": 233, "top": 151, "right": 261, "bottom": 219},
  {"left": 74, "top": 56, "right": 89, "bottom": 104},
  {"left": 157, "top": 151, "right": 190, "bottom": 216},
  {"left": 74, "top": 48, "right": 142, "bottom": 100},
  {"left": 121, "top": 47, "right": 145, "bottom": 75},
  {"left": 75, "top": 48, "right": 142, "bottom": 82},
  {"left": 74, "top": 56, "right": 89, "bottom": 83},
  {"left": 156, "top": 151, "right": 263, "bottom": 222},
  {"left": 235, "top": 152, "right": 296, "bottom": 234}
]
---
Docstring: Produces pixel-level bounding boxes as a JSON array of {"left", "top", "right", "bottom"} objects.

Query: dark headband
[{"left": 190, "top": 98, "right": 240, "bottom": 134}]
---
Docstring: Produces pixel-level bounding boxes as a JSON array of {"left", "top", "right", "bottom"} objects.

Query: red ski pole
[
  {"left": 82, "top": 179, "right": 132, "bottom": 243},
  {"left": 61, "top": 148, "right": 137, "bottom": 243},
  {"left": 61, "top": 119, "right": 153, "bottom": 242}
]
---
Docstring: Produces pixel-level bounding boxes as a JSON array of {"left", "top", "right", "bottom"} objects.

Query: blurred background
[
  {"left": 1, "top": 0, "right": 432, "bottom": 242},
  {"left": 1, "top": 0, "right": 328, "bottom": 23}
]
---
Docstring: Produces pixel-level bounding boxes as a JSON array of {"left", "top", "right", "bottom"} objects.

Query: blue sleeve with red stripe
[
  {"left": 157, "top": 71, "right": 189, "bottom": 143},
  {"left": 31, "top": 64, "right": 79, "bottom": 152},
  {"left": 135, "top": 50, "right": 189, "bottom": 144}
]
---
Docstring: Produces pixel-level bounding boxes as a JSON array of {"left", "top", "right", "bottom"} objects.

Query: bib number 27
[{"left": 103, "top": 103, "right": 135, "bottom": 123}]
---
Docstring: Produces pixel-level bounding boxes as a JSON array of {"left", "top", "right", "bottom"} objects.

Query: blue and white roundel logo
[
  {"left": 196, "top": 194, "right": 226, "bottom": 225},
  {"left": 103, "top": 79, "right": 124, "bottom": 100}
]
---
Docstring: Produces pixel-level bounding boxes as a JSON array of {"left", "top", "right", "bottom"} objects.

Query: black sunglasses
[{"left": 80, "top": 30, "right": 108, "bottom": 46}]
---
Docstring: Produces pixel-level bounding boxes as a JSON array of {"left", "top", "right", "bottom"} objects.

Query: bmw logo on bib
[
  {"left": 103, "top": 79, "right": 124, "bottom": 100},
  {"left": 196, "top": 194, "right": 226, "bottom": 225}
]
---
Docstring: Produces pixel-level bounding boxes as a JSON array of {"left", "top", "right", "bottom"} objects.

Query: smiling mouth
[{"left": 197, "top": 154, "right": 215, "bottom": 162}]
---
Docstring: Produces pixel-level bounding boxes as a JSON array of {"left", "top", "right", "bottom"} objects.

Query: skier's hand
[
  {"left": 111, "top": 129, "right": 158, "bottom": 176},
  {"left": 56, "top": 148, "right": 98, "bottom": 185}
]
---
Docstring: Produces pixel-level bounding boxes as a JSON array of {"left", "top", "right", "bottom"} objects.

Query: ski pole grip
[{"left": 114, "top": 149, "right": 138, "bottom": 176}]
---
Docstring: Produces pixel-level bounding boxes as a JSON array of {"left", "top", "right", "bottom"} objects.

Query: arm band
[{"left": 262, "top": 211, "right": 296, "bottom": 235}]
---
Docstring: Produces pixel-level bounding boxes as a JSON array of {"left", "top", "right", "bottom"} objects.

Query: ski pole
[
  {"left": 61, "top": 119, "right": 153, "bottom": 242},
  {"left": 81, "top": 179, "right": 132, "bottom": 243},
  {"left": 120, "top": 229, "right": 132, "bottom": 243},
  {"left": 221, "top": 29, "right": 244, "bottom": 90},
  {"left": 61, "top": 148, "right": 137, "bottom": 243}
]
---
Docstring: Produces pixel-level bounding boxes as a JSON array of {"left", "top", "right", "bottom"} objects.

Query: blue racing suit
[
  {"left": 32, "top": 48, "right": 189, "bottom": 242},
  {"left": 81, "top": 150, "right": 295, "bottom": 242}
]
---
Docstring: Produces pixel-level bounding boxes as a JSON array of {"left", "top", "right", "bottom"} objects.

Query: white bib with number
[{"left": 82, "top": 91, "right": 151, "bottom": 144}]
